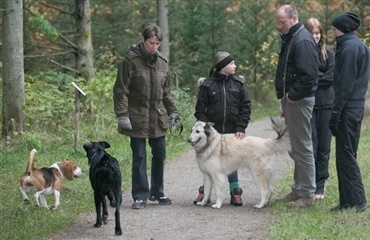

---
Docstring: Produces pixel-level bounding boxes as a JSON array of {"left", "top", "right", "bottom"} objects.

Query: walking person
[
  {"left": 329, "top": 12, "right": 369, "bottom": 212},
  {"left": 275, "top": 5, "right": 319, "bottom": 207},
  {"left": 113, "top": 24, "right": 180, "bottom": 209},
  {"left": 304, "top": 18, "right": 335, "bottom": 199},
  {"left": 193, "top": 52, "right": 252, "bottom": 206}
]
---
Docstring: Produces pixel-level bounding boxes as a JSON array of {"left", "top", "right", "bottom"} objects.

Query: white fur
[{"left": 187, "top": 117, "right": 290, "bottom": 209}]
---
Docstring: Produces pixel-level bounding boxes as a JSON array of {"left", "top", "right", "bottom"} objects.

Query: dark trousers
[
  {"left": 130, "top": 136, "right": 166, "bottom": 201},
  {"left": 311, "top": 108, "right": 332, "bottom": 194},
  {"left": 336, "top": 108, "right": 367, "bottom": 206}
]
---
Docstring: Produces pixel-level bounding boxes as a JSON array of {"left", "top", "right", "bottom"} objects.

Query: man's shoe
[
  {"left": 330, "top": 203, "right": 353, "bottom": 212},
  {"left": 286, "top": 197, "right": 315, "bottom": 207},
  {"left": 149, "top": 195, "right": 172, "bottom": 205},
  {"left": 280, "top": 192, "right": 299, "bottom": 203},
  {"left": 355, "top": 203, "right": 368, "bottom": 212},
  {"left": 132, "top": 200, "right": 146, "bottom": 209},
  {"left": 193, "top": 185, "right": 211, "bottom": 204},
  {"left": 230, "top": 187, "right": 243, "bottom": 206}
]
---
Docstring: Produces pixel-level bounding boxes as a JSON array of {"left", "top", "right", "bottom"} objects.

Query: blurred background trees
[{"left": 1, "top": 0, "right": 369, "bottom": 138}]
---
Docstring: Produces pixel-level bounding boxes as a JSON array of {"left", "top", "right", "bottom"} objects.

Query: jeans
[
  {"left": 130, "top": 136, "right": 166, "bottom": 201},
  {"left": 311, "top": 108, "right": 332, "bottom": 194}
]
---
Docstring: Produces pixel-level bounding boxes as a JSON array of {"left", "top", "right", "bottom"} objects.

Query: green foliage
[
  {"left": 28, "top": 16, "right": 59, "bottom": 41},
  {"left": 1, "top": 68, "right": 196, "bottom": 239},
  {"left": 24, "top": 71, "right": 75, "bottom": 130}
]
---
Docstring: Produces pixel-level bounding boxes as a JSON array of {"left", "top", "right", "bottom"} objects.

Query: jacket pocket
[{"left": 157, "top": 107, "right": 168, "bottom": 130}]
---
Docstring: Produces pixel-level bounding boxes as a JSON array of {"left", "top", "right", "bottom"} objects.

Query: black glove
[
  {"left": 169, "top": 113, "right": 181, "bottom": 126},
  {"left": 118, "top": 116, "right": 132, "bottom": 130},
  {"left": 329, "top": 111, "right": 340, "bottom": 136}
]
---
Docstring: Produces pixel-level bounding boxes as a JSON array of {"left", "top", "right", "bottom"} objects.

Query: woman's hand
[{"left": 235, "top": 132, "right": 245, "bottom": 140}]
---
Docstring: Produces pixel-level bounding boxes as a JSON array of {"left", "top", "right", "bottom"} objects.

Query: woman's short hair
[{"left": 142, "top": 24, "right": 163, "bottom": 41}]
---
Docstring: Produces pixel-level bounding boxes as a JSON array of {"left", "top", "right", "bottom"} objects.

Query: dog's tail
[
  {"left": 270, "top": 116, "right": 291, "bottom": 153},
  {"left": 27, "top": 149, "right": 37, "bottom": 175}
]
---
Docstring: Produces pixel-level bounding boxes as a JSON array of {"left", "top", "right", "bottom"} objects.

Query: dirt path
[{"left": 47, "top": 118, "right": 291, "bottom": 240}]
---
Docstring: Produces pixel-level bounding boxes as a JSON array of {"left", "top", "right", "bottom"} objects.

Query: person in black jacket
[
  {"left": 304, "top": 18, "right": 335, "bottom": 200},
  {"left": 275, "top": 5, "right": 319, "bottom": 207},
  {"left": 329, "top": 12, "right": 369, "bottom": 212},
  {"left": 193, "top": 52, "right": 252, "bottom": 206}
]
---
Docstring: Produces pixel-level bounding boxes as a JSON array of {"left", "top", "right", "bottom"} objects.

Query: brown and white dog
[{"left": 19, "top": 149, "right": 82, "bottom": 211}]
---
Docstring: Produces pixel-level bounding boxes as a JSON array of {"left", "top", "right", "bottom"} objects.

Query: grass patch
[{"left": 269, "top": 115, "right": 370, "bottom": 239}]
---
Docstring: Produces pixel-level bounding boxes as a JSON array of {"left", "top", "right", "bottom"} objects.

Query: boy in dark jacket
[{"left": 193, "top": 52, "right": 252, "bottom": 206}]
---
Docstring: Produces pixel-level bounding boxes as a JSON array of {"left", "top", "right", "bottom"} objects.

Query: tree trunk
[
  {"left": 2, "top": 0, "right": 25, "bottom": 139},
  {"left": 157, "top": 0, "right": 169, "bottom": 60},
  {"left": 75, "top": 0, "right": 94, "bottom": 80}
]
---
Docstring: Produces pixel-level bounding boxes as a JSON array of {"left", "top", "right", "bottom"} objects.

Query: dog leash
[{"left": 169, "top": 123, "right": 183, "bottom": 137}]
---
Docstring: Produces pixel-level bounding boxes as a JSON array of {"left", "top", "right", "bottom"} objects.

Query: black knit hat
[{"left": 332, "top": 12, "right": 360, "bottom": 33}]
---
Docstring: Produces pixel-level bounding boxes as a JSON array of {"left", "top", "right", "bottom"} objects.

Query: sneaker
[
  {"left": 230, "top": 187, "right": 243, "bottom": 206},
  {"left": 280, "top": 192, "right": 299, "bottom": 203},
  {"left": 148, "top": 195, "right": 172, "bottom": 205},
  {"left": 314, "top": 193, "right": 324, "bottom": 199},
  {"left": 286, "top": 197, "right": 315, "bottom": 207},
  {"left": 193, "top": 185, "right": 211, "bottom": 204},
  {"left": 132, "top": 200, "right": 146, "bottom": 209}
]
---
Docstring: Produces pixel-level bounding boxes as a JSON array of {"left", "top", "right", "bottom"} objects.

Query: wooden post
[
  {"left": 72, "top": 82, "right": 86, "bottom": 149},
  {"left": 74, "top": 88, "right": 81, "bottom": 149}
]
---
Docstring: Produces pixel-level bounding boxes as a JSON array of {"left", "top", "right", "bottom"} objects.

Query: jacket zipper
[{"left": 222, "top": 79, "right": 226, "bottom": 133}]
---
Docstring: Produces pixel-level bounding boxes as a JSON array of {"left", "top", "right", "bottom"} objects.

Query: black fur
[{"left": 83, "top": 141, "right": 122, "bottom": 236}]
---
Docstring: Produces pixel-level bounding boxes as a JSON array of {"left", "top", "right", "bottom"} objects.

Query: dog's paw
[
  {"left": 110, "top": 200, "right": 117, "bottom": 208},
  {"left": 211, "top": 204, "right": 221, "bottom": 209},
  {"left": 103, "top": 214, "right": 109, "bottom": 224},
  {"left": 196, "top": 201, "right": 207, "bottom": 206},
  {"left": 49, "top": 205, "right": 58, "bottom": 211},
  {"left": 94, "top": 223, "right": 102, "bottom": 228},
  {"left": 115, "top": 227, "right": 123, "bottom": 236},
  {"left": 253, "top": 203, "right": 267, "bottom": 209}
]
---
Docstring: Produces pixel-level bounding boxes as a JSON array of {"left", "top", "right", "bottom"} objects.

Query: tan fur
[
  {"left": 19, "top": 149, "right": 82, "bottom": 211},
  {"left": 187, "top": 117, "right": 290, "bottom": 209}
]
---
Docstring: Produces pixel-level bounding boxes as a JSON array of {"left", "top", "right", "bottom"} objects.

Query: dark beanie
[{"left": 332, "top": 12, "right": 360, "bottom": 33}]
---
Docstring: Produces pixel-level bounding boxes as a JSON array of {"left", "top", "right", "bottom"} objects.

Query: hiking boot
[
  {"left": 131, "top": 200, "right": 146, "bottom": 209},
  {"left": 286, "top": 197, "right": 315, "bottom": 207},
  {"left": 280, "top": 192, "right": 299, "bottom": 203},
  {"left": 330, "top": 203, "right": 353, "bottom": 212},
  {"left": 193, "top": 185, "right": 211, "bottom": 204},
  {"left": 355, "top": 203, "right": 368, "bottom": 212},
  {"left": 230, "top": 187, "right": 243, "bottom": 206},
  {"left": 148, "top": 195, "right": 172, "bottom": 205}
]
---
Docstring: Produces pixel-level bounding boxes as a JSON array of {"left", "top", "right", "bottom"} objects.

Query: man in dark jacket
[
  {"left": 113, "top": 24, "right": 180, "bottom": 209},
  {"left": 329, "top": 12, "right": 369, "bottom": 212},
  {"left": 275, "top": 5, "right": 319, "bottom": 207}
]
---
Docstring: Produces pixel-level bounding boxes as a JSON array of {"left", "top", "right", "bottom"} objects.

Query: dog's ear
[
  {"left": 204, "top": 122, "right": 215, "bottom": 136},
  {"left": 100, "top": 141, "right": 111, "bottom": 149}
]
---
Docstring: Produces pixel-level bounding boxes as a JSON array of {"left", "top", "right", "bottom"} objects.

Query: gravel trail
[{"left": 48, "top": 117, "right": 291, "bottom": 240}]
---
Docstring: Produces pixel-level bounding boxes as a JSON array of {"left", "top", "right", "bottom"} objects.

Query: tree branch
[
  {"left": 37, "top": 1, "right": 74, "bottom": 15},
  {"left": 50, "top": 59, "right": 80, "bottom": 74},
  {"left": 58, "top": 33, "right": 78, "bottom": 49},
  {"left": 25, "top": 49, "right": 76, "bottom": 58}
]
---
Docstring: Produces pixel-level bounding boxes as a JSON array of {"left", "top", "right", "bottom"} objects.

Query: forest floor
[{"left": 47, "top": 117, "right": 292, "bottom": 240}]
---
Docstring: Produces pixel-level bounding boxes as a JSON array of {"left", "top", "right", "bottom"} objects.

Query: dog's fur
[
  {"left": 83, "top": 141, "right": 122, "bottom": 236},
  {"left": 187, "top": 117, "right": 290, "bottom": 209},
  {"left": 19, "top": 149, "right": 82, "bottom": 211}
]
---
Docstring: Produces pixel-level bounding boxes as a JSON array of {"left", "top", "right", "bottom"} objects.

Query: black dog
[{"left": 83, "top": 141, "right": 122, "bottom": 236}]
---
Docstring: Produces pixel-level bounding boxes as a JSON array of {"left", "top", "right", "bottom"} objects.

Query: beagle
[{"left": 19, "top": 149, "right": 82, "bottom": 210}]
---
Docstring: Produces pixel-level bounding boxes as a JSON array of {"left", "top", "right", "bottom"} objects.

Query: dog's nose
[{"left": 187, "top": 138, "right": 191, "bottom": 143}]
